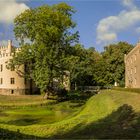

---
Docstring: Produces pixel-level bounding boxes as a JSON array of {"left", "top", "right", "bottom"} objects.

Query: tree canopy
[
  {"left": 9, "top": 3, "right": 79, "bottom": 94},
  {"left": 9, "top": 3, "right": 134, "bottom": 95},
  {"left": 101, "top": 42, "right": 133, "bottom": 86}
]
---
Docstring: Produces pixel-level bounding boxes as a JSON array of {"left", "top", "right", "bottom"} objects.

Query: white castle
[
  {"left": 0, "top": 40, "right": 36, "bottom": 95},
  {"left": 0, "top": 40, "right": 70, "bottom": 95}
]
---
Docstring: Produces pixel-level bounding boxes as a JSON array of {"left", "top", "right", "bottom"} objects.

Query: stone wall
[{"left": 0, "top": 87, "right": 39, "bottom": 95}]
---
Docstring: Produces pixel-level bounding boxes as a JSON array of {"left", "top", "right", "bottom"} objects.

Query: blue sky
[{"left": 0, "top": 0, "right": 140, "bottom": 51}]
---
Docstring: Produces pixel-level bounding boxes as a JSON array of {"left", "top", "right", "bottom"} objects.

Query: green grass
[
  {"left": 1, "top": 90, "right": 140, "bottom": 139},
  {"left": 113, "top": 87, "right": 140, "bottom": 94},
  {"left": 0, "top": 94, "right": 51, "bottom": 106}
]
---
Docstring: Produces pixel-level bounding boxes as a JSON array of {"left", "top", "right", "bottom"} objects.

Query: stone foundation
[{"left": 0, "top": 88, "right": 39, "bottom": 95}]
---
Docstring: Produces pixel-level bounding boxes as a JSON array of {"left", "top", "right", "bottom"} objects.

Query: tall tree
[
  {"left": 9, "top": 3, "right": 79, "bottom": 96},
  {"left": 102, "top": 42, "right": 133, "bottom": 86},
  {"left": 64, "top": 44, "right": 101, "bottom": 88}
]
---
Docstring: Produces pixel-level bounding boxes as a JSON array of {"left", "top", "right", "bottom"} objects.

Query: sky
[{"left": 0, "top": 0, "right": 140, "bottom": 51}]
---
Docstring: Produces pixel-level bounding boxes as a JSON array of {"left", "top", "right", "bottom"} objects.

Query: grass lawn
[
  {"left": 1, "top": 90, "right": 140, "bottom": 139},
  {"left": 0, "top": 94, "right": 51, "bottom": 106}
]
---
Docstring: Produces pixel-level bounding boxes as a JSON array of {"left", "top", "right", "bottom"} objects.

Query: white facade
[{"left": 0, "top": 40, "right": 33, "bottom": 95}]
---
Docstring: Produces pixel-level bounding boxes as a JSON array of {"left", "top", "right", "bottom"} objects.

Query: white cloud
[
  {"left": 122, "top": 0, "right": 137, "bottom": 10},
  {"left": 0, "top": 0, "right": 29, "bottom": 24},
  {"left": 96, "top": 0, "right": 140, "bottom": 45}
]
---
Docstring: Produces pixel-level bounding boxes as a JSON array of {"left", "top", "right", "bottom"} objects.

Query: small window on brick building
[
  {"left": 11, "top": 90, "right": 14, "bottom": 94},
  {"left": 10, "top": 78, "right": 15, "bottom": 84},
  {"left": 0, "top": 78, "right": 3, "bottom": 84},
  {"left": 0, "top": 65, "right": 3, "bottom": 72}
]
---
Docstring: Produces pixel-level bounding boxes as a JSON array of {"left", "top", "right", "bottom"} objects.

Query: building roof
[{"left": 125, "top": 42, "right": 140, "bottom": 59}]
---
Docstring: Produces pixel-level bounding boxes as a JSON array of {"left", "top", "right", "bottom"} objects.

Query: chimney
[{"left": 8, "top": 40, "right": 12, "bottom": 53}]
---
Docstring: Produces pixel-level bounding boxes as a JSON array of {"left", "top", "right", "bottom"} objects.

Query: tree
[
  {"left": 9, "top": 3, "right": 79, "bottom": 96},
  {"left": 101, "top": 42, "right": 133, "bottom": 86},
  {"left": 64, "top": 44, "right": 101, "bottom": 88}
]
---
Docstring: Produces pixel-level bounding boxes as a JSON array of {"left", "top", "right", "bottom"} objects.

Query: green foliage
[
  {"left": 9, "top": 3, "right": 79, "bottom": 93},
  {"left": 101, "top": 42, "right": 133, "bottom": 86},
  {"left": 65, "top": 44, "right": 101, "bottom": 87},
  {"left": 65, "top": 41, "right": 133, "bottom": 87}
]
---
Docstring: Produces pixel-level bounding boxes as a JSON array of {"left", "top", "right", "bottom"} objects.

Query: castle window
[
  {"left": 11, "top": 66, "right": 15, "bottom": 71},
  {"left": 11, "top": 90, "right": 14, "bottom": 94},
  {"left": 0, "top": 78, "right": 3, "bottom": 84},
  {"left": 10, "top": 78, "right": 15, "bottom": 84},
  {"left": 0, "top": 65, "right": 3, "bottom": 72}
]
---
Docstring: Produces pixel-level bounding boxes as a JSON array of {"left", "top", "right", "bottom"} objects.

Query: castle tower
[
  {"left": 8, "top": 40, "right": 12, "bottom": 53},
  {"left": 0, "top": 40, "right": 36, "bottom": 95}
]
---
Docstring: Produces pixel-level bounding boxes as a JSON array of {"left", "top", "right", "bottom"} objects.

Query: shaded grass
[{"left": 56, "top": 104, "right": 140, "bottom": 139}]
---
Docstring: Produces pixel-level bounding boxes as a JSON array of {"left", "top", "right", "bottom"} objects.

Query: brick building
[{"left": 125, "top": 42, "right": 140, "bottom": 88}]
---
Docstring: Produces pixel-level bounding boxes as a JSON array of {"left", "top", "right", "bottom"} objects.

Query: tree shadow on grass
[
  {"left": 6, "top": 118, "right": 41, "bottom": 126},
  {"left": 0, "top": 128, "right": 43, "bottom": 140},
  {"left": 68, "top": 91, "right": 97, "bottom": 108},
  {"left": 51, "top": 104, "right": 140, "bottom": 139}
]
